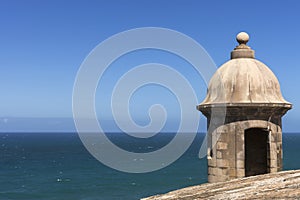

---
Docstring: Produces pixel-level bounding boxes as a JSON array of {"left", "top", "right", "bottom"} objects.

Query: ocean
[{"left": 1, "top": 132, "right": 299, "bottom": 200}]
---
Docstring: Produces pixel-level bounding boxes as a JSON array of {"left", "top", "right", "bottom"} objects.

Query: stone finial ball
[{"left": 236, "top": 32, "right": 249, "bottom": 44}]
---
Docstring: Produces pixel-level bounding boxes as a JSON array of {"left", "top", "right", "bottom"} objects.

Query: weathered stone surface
[
  {"left": 217, "top": 142, "right": 228, "bottom": 150},
  {"left": 216, "top": 159, "right": 229, "bottom": 168},
  {"left": 236, "top": 160, "right": 244, "bottom": 169},
  {"left": 216, "top": 151, "right": 222, "bottom": 159},
  {"left": 142, "top": 170, "right": 300, "bottom": 200},
  {"left": 204, "top": 119, "right": 285, "bottom": 183},
  {"left": 198, "top": 31, "right": 292, "bottom": 107}
]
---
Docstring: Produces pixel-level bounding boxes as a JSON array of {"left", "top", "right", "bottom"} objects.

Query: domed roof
[{"left": 199, "top": 32, "right": 291, "bottom": 108}]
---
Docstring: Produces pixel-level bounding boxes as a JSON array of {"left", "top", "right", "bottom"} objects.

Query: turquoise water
[{"left": 0, "top": 132, "right": 299, "bottom": 200}]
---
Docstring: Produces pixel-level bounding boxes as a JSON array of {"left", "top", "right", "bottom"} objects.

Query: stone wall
[
  {"left": 207, "top": 120, "right": 282, "bottom": 183},
  {"left": 142, "top": 169, "right": 300, "bottom": 200}
]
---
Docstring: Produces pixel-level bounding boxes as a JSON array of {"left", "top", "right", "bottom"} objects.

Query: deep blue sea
[{"left": 1, "top": 132, "right": 299, "bottom": 200}]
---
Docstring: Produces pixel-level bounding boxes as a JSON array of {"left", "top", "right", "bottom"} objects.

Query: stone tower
[{"left": 197, "top": 32, "right": 292, "bottom": 183}]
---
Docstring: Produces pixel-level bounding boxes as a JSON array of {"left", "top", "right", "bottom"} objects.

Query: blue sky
[{"left": 0, "top": 0, "right": 299, "bottom": 132}]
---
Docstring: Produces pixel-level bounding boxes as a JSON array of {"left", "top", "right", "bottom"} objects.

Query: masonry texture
[
  {"left": 197, "top": 32, "right": 292, "bottom": 183},
  {"left": 142, "top": 169, "right": 300, "bottom": 200}
]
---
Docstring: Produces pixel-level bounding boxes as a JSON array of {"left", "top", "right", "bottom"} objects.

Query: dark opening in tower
[{"left": 245, "top": 128, "right": 269, "bottom": 177}]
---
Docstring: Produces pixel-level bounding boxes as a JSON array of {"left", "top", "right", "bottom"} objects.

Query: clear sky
[{"left": 0, "top": 0, "right": 299, "bottom": 132}]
